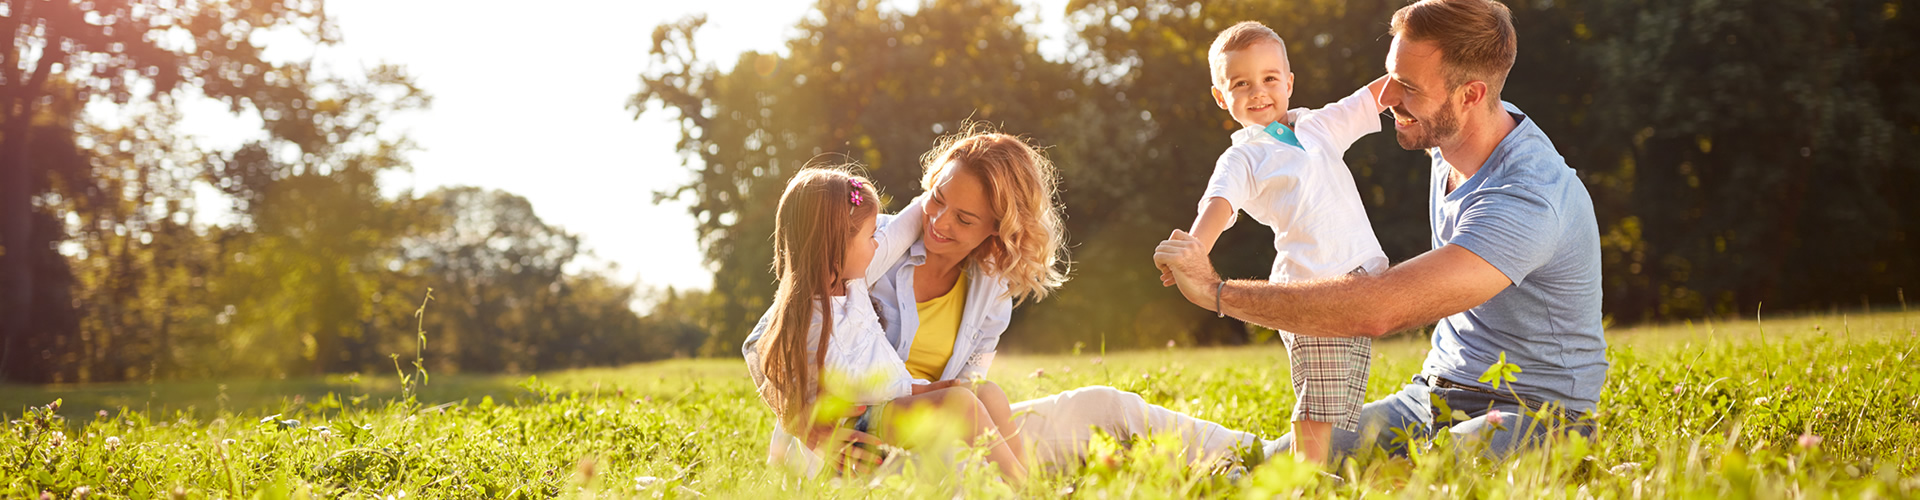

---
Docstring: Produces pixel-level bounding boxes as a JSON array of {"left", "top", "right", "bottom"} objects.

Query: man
[{"left": 1154, "top": 0, "right": 1605, "bottom": 460}]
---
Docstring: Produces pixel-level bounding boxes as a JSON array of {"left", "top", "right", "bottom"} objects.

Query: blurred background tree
[
  {"left": 636, "top": 0, "right": 1086, "bottom": 356},
  {"left": 0, "top": 0, "right": 351, "bottom": 382},
  {"left": 0, "top": 0, "right": 703, "bottom": 383},
  {"left": 3, "top": 0, "right": 1913, "bottom": 383},
  {"left": 637, "top": 0, "right": 1919, "bottom": 355}
]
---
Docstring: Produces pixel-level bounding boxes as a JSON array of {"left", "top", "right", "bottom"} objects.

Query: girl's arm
[
  {"left": 822, "top": 342, "right": 915, "bottom": 404},
  {"left": 821, "top": 298, "right": 916, "bottom": 404},
  {"left": 865, "top": 194, "right": 927, "bottom": 282}
]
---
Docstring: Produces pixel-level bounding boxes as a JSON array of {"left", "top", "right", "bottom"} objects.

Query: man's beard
[{"left": 1394, "top": 103, "right": 1461, "bottom": 151}]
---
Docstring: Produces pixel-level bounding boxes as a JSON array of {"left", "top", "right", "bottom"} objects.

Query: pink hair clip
[{"left": 848, "top": 179, "right": 864, "bottom": 207}]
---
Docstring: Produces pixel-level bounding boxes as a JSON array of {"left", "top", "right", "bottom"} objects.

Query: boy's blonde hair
[
  {"left": 1207, "top": 21, "right": 1290, "bottom": 85},
  {"left": 918, "top": 122, "right": 1069, "bottom": 306}
]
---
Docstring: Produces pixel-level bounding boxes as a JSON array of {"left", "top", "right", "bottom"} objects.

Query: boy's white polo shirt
[{"left": 1200, "top": 86, "right": 1390, "bottom": 282}]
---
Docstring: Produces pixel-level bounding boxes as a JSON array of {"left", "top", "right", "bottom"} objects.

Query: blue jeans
[{"left": 1272, "top": 375, "right": 1594, "bottom": 462}]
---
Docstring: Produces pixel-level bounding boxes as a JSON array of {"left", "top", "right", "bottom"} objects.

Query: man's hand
[{"left": 1153, "top": 230, "right": 1223, "bottom": 308}]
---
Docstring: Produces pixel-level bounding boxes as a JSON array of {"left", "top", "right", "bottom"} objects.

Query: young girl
[{"left": 747, "top": 167, "right": 1028, "bottom": 482}]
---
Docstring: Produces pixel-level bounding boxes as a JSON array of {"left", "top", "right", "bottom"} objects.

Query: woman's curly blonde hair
[{"left": 919, "top": 123, "right": 1070, "bottom": 305}]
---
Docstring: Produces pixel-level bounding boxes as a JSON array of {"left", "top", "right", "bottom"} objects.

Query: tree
[
  {"left": 1575, "top": 0, "right": 1920, "bottom": 319},
  {"left": 635, "top": 0, "right": 1082, "bottom": 356},
  {"left": 639, "top": 0, "right": 1919, "bottom": 353},
  {"left": 408, "top": 186, "right": 580, "bottom": 374},
  {"left": 0, "top": 0, "right": 340, "bottom": 382}
]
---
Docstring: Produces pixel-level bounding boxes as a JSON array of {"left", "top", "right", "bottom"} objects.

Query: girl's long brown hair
[{"left": 758, "top": 167, "right": 879, "bottom": 431}]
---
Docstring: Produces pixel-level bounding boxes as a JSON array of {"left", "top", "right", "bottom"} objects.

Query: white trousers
[
  {"left": 769, "top": 385, "right": 1261, "bottom": 475},
  {"left": 1009, "top": 385, "right": 1261, "bottom": 467}
]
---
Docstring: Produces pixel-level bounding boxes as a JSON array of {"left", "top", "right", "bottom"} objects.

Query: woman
[{"left": 746, "top": 125, "right": 1272, "bottom": 476}]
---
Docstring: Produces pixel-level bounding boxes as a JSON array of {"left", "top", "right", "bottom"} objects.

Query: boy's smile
[{"left": 1211, "top": 39, "right": 1294, "bottom": 129}]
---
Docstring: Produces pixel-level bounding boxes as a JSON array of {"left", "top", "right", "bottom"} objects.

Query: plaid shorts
[{"left": 1280, "top": 332, "right": 1372, "bottom": 432}]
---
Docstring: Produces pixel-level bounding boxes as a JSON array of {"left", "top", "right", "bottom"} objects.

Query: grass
[{"left": 4, "top": 310, "right": 1918, "bottom": 498}]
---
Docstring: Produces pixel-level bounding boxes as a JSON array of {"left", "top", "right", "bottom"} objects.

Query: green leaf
[
  {"left": 1432, "top": 393, "right": 1458, "bottom": 423},
  {"left": 1480, "top": 351, "right": 1524, "bottom": 390}
]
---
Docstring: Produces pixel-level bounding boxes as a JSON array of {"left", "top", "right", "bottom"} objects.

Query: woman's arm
[
  {"left": 957, "top": 297, "right": 1011, "bottom": 381},
  {"left": 865, "top": 194, "right": 927, "bottom": 282},
  {"left": 798, "top": 420, "right": 889, "bottom": 476}
]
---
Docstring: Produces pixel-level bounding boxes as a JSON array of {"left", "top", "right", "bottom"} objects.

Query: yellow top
[{"left": 905, "top": 271, "right": 968, "bottom": 380}]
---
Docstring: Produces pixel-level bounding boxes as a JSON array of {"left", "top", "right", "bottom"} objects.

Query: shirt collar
[
  {"left": 1229, "top": 120, "right": 1303, "bottom": 149},
  {"left": 1434, "top": 102, "right": 1540, "bottom": 185},
  {"left": 906, "top": 240, "right": 929, "bottom": 266},
  {"left": 1481, "top": 102, "right": 1539, "bottom": 170}
]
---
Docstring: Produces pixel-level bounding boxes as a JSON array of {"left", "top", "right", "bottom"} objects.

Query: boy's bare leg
[
  {"left": 969, "top": 381, "right": 1029, "bottom": 467},
  {"left": 886, "top": 387, "right": 1028, "bottom": 484},
  {"left": 1293, "top": 420, "right": 1332, "bottom": 464},
  {"left": 1284, "top": 332, "right": 1365, "bottom": 467}
]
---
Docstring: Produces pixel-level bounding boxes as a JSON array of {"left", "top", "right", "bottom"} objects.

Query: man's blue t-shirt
[{"left": 1421, "top": 102, "right": 1607, "bottom": 413}]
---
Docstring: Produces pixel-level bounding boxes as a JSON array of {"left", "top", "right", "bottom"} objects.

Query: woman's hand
[
  {"left": 911, "top": 379, "right": 975, "bottom": 395},
  {"left": 802, "top": 423, "right": 889, "bottom": 476}
]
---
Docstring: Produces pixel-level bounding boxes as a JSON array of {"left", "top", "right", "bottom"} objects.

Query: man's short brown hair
[
  {"left": 1208, "top": 21, "right": 1289, "bottom": 85},
  {"left": 1390, "top": 0, "right": 1517, "bottom": 101}
]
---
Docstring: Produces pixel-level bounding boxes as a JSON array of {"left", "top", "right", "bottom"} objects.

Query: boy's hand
[
  {"left": 1367, "top": 75, "right": 1392, "bottom": 115},
  {"left": 1154, "top": 230, "right": 1224, "bottom": 308}
]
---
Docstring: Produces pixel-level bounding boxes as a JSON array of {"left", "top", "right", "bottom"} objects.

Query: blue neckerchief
[{"left": 1263, "top": 121, "right": 1302, "bottom": 149}]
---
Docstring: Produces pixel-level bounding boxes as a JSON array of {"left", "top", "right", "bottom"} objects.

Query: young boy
[{"left": 1164, "top": 20, "right": 1391, "bottom": 465}]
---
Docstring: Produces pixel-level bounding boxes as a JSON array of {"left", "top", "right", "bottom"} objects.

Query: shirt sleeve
[
  {"left": 742, "top": 306, "right": 776, "bottom": 389},
  {"left": 821, "top": 295, "right": 915, "bottom": 403},
  {"left": 956, "top": 297, "right": 1011, "bottom": 380},
  {"left": 1448, "top": 186, "right": 1563, "bottom": 286},
  {"left": 1199, "top": 148, "right": 1257, "bottom": 223},
  {"left": 1298, "top": 85, "right": 1383, "bottom": 154},
  {"left": 866, "top": 197, "right": 925, "bottom": 283}
]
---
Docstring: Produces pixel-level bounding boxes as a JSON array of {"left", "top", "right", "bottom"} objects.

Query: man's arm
[{"left": 1154, "top": 230, "right": 1509, "bottom": 337}]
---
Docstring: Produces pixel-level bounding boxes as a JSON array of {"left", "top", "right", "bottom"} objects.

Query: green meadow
[{"left": 6, "top": 311, "right": 1918, "bottom": 498}]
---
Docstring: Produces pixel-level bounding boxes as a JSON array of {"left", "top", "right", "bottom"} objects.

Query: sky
[{"left": 164, "top": 0, "right": 1071, "bottom": 309}]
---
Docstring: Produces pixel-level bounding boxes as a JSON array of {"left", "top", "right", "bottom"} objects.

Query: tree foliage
[
  {"left": 637, "top": 0, "right": 1920, "bottom": 354},
  {"left": 2, "top": 2, "right": 696, "bottom": 382}
]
